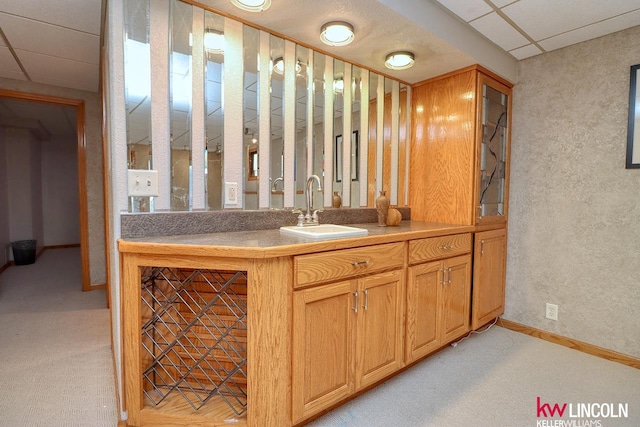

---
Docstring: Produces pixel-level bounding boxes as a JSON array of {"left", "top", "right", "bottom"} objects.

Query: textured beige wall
[
  {"left": 0, "top": 78, "right": 106, "bottom": 286},
  {"left": 506, "top": 26, "right": 640, "bottom": 358}
]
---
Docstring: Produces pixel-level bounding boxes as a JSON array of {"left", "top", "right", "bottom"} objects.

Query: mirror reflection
[
  {"left": 204, "top": 11, "right": 224, "bottom": 210},
  {"left": 124, "top": 0, "right": 410, "bottom": 213},
  {"left": 169, "top": 0, "right": 193, "bottom": 211},
  {"left": 124, "top": 0, "right": 151, "bottom": 212},
  {"left": 269, "top": 35, "right": 285, "bottom": 209},
  {"left": 243, "top": 25, "right": 260, "bottom": 210}
]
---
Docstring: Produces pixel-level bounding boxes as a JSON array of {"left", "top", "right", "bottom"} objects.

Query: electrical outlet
[
  {"left": 545, "top": 303, "right": 558, "bottom": 321},
  {"left": 225, "top": 182, "right": 238, "bottom": 205},
  {"left": 127, "top": 169, "right": 159, "bottom": 197}
]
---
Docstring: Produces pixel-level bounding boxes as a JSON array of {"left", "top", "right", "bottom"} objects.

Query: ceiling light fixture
[
  {"left": 230, "top": 0, "right": 271, "bottom": 12},
  {"left": 320, "top": 21, "right": 355, "bottom": 46},
  {"left": 384, "top": 51, "right": 415, "bottom": 70}
]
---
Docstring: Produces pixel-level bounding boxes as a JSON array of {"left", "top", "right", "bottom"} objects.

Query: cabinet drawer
[
  {"left": 295, "top": 242, "right": 405, "bottom": 288},
  {"left": 409, "top": 233, "right": 471, "bottom": 264}
]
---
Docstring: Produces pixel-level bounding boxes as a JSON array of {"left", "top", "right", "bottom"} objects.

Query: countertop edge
[{"left": 118, "top": 223, "right": 475, "bottom": 259}]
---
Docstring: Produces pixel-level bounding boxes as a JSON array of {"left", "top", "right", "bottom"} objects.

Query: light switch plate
[
  {"left": 128, "top": 169, "right": 159, "bottom": 197},
  {"left": 225, "top": 182, "right": 238, "bottom": 205}
]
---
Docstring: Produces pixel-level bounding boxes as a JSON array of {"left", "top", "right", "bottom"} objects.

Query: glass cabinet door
[{"left": 476, "top": 75, "right": 511, "bottom": 224}]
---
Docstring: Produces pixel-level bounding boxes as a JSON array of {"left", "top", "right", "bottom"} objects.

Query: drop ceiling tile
[
  {"left": 493, "top": 0, "right": 518, "bottom": 8},
  {"left": 509, "top": 43, "right": 543, "bottom": 60},
  {"left": 501, "top": 0, "right": 640, "bottom": 41},
  {"left": 0, "top": 69, "right": 28, "bottom": 81},
  {"left": 436, "top": 0, "right": 492, "bottom": 22},
  {"left": 0, "top": 14, "right": 100, "bottom": 64},
  {"left": 0, "top": 46, "right": 23, "bottom": 73},
  {"left": 538, "top": 9, "right": 640, "bottom": 52},
  {"left": 0, "top": 0, "right": 101, "bottom": 35},
  {"left": 470, "top": 12, "right": 530, "bottom": 51},
  {"left": 17, "top": 50, "right": 98, "bottom": 92}
]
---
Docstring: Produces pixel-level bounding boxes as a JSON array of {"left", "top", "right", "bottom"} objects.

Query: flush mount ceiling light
[
  {"left": 230, "top": 0, "right": 271, "bottom": 12},
  {"left": 320, "top": 21, "right": 355, "bottom": 46},
  {"left": 384, "top": 51, "right": 415, "bottom": 70}
]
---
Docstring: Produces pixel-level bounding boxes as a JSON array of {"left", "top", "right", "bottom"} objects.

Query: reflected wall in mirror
[
  {"left": 311, "top": 51, "right": 325, "bottom": 210},
  {"left": 204, "top": 11, "right": 225, "bottom": 210},
  {"left": 243, "top": 25, "right": 260, "bottom": 209},
  {"left": 399, "top": 83, "right": 409, "bottom": 206},
  {"left": 383, "top": 77, "right": 393, "bottom": 198},
  {"left": 124, "top": 0, "right": 151, "bottom": 212},
  {"left": 269, "top": 35, "right": 285, "bottom": 209},
  {"left": 169, "top": 0, "right": 193, "bottom": 211}
]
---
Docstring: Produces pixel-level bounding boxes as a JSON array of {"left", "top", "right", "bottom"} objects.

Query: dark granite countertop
[{"left": 119, "top": 221, "right": 474, "bottom": 259}]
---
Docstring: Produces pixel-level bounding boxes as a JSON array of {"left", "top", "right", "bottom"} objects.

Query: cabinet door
[
  {"left": 472, "top": 228, "right": 507, "bottom": 330},
  {"left": 475, "top": 73, "right": 512, "bottom": 225},
  {"left": 440, "top": 254, "right": 472, "bottom": 344},
  {"left": 292, "top": 280, "right": 356, "bottom": 422},
  {"left": 356, "top": 269, "right": 404, "bottom": 390},
  {"left": 405, "top": 261, "right": 441, "bottom": 363}
]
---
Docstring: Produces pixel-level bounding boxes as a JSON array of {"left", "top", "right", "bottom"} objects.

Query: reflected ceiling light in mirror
[
  {"left": 272, "top": 57, "right": 302, "bottom": 75},
  {"left": 384, "top": 51, "right": 415, "bottom": 70},
  {"left": 230, "top": 0, "right": 271, "bottom": 12},
  {"left": 320, "top": 21, "right": 355, "bottom": 46},
  {"left": 333, "top": 78, "right": 344, "bottom": 93},
  {"left": 204, "top": 30, "right": 224, "bottom": 53}
]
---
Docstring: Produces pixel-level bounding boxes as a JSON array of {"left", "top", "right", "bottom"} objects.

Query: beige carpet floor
[
  {"left": 309, "top": 324, "right": 640, "bottom": 427},
  {"left": 0, "top": 248, "right": 117, "bottom": 426}
]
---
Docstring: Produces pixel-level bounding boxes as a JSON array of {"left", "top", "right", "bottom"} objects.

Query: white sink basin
[{"left": 280, "top": 224, "right": 368, "bottom": 240}]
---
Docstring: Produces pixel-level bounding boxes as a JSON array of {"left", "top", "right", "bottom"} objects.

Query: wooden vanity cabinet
[
  {"left": 472, "top": 228, "right": 507, "bottom": 329},
  {"left": 405, "top": 234, "right": 472, "bottom": 363},
  {"left": 292, "top": 244, "right": 405, "bottom": 423}
]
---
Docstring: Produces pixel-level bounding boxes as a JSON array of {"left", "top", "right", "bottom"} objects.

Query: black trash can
[{"left": 11, "top": 240, "right": 37, "bottom": 266}]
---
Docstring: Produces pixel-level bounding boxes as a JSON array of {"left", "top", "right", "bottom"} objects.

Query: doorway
[{"left": 0, "top": 89, "right": 92, "bottom": 291}]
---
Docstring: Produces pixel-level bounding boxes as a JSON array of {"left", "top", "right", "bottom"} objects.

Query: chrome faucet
[
  {"left": 294, "top": 175, "right": 323, "bottom": 226},
  {"left": 271, "top": 177, "right": 283, "bottom": 192}
]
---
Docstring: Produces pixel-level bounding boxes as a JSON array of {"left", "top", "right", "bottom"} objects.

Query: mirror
[
  {"left": 333, "top": 59, "right": 344, "bottom": 204},
  {"left": 294, "top": 45, "right": 309, "bottom": 210},
  {"left": 367, "top": 72, "right": 379, "bottom": 206},
  {"left": 204, "top": 11, "right": 224, "bottom": 210},
  {"left": 269, "top": 35, "right": 285, "bottom": 209},
  {"left": 311, "top": 51, "right": 325, "bottom": 210},
  {"left": 243, "top": 25, "right": 260, "bottom": 210},
  {"left": 169, "top": 0, "right": 193, "bottom": 211},
  {"left": 124, "top": 0, "right": 151, "bottom": 212},
  {"left": 124, "top": 0, "right": 410, "bottom": 213}
]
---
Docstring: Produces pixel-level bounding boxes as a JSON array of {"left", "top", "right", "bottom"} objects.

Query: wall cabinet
[
  {"left": 406, "top": 234, "right": 472, "bottom": 363},
  {"left": 472, "top": 228, "right": 507, "bottom": 329},
  {"left": 292, "top": 268, "right": 404, "bottom": 423},
  {"left": 410, "top": 65, "right": 512, "bottom": 226}
]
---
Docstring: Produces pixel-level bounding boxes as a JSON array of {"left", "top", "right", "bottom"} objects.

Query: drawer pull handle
[
  {"left": 448, "top": 267, "right": 452, "bottom": 284},
  {"left": 439, "top": 244, "right": 453, "bottom": 250},
  {"left": 363, "top": 289, "right": 369, "bottom": 310},
  {"left": 351, "top": 260, "right": 370, "bottom": 267}
]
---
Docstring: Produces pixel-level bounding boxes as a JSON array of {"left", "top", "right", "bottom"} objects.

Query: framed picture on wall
[{"left": 626, "top": 64, "right": 640, "bottom": 169}]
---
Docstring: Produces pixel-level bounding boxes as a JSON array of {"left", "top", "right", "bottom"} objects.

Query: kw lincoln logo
[{"left": 536, "top": 397, "right": 629, "bottom": 427}]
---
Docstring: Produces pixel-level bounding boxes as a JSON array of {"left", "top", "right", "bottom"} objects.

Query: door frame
[{"left": 0, "top": 89, "right": 92, "bottom": 291}]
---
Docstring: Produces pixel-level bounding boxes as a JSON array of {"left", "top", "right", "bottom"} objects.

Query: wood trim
[
  {"left": 76, "top": 101, "right": 92, "bottom": 292},
  {"left": 498, "top": 318, "right": 640, "bottom": 370},
  {"left": 43, "top": 244, "right": 81, "bottom": 250},
  {"left": 0, "top": 262, "right": 10, "bottom": 274},
  {"left": 0, "top": 90, "right": 92, "bottom": 293},
  {"left": 412, "top": 64, "right": 514, "bottom": 89}
]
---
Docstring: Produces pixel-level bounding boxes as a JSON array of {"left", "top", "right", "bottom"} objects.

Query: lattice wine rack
[{"left": 139, "top": 267, "right": 248, "bottom": 416}]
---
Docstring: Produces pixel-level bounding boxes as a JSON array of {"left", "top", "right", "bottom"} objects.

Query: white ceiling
[
  {"left": 0, "top": 0, "right": 638, "bottom": 139},
  {"left": 434, "top": 0, "right": 640, "bottom": 60}
]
